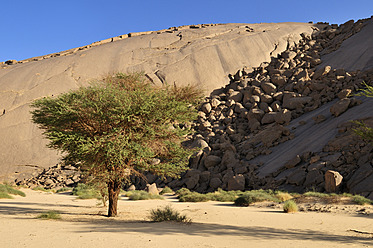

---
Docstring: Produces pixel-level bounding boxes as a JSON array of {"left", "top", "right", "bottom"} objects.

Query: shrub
[
  {"left": 0, "top": 191, "right": 13, "bottom": 199},
  {"left": 32, "top": 186, "right": 50, "bottom": 192},
  {"left": 72, "top": 183, "right": 101, "bottom": 199},
  {"left": 149, "top": 205, "right": 191, "bottom": 223},
  {"left": 0, "top": 184, "right": 26, "bottom": 198},
  {"left": 353, "top": 195, "right": 373, "bottom": 205},
  {"left": 283, "top": 200, "right": 298, "bottom": 213},
  {"left": 275, "top": 191, "right": 293, "bottom": 202},
  {"left": 208, "top": 189, "right": 242, "bottom": 202},
  {"left": 56, "top": 187, "right": 72, "bottom": 193},
  {"left": 175, "top": 188, "right": 191, "bottom": 196},
  {"left": 37, "top": 210, "right": 61, "bottom": 219},
  {"left": 303, "top": 191, "right": 330, "bottom": 198},
  {"left": 178, "top": 192, "right": 209, "bottom": 202},
  {"left": 234, "top": 190, "right": 279, "bottom": 206},
  {"left": 127, "top": 190, "right": 163, "bottom": 200},
  {"left": 160, "top": 187, "right": 174, "bottom": 195}
]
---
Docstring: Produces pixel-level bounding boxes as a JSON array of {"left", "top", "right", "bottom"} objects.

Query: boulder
[
  {"left": 330, "top": 98, "right": 351, "bottom": 117},
  {"left": 227, "top": 174, "right": 245, "bottom": 191},
  {"left": 201, "top": 102, "right": 212, "bottom": 114},
  {"left": 261, "top": 112, "right": 277, "bottom": 124},
  {"left": 337, "top": 89, "right": 352, "bottom": 99},
  {"left": 285, "top": 155, "right": 301, "bottom": 169},
  {"left": 324, "top": 170, "right": 343, "bottom": 193},
  {"left": 146, "top": 183, "right": 159, "bottom": 195},
  {"left": 274, "top": 109, "right": 292, "bottom": 124},
  {"left": 261, "top": 82, "right": 277, "bottom": 94},
  {"left": 204, "top": 155, "right": 222, "bottom": 169},
  {"left": 209, "top": 177, "right": 222, "bottom": 189}
]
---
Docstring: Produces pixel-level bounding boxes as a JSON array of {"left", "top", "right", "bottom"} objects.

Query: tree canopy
[{"left": 31, "top": 73, "right": 202, "bottom": 216}]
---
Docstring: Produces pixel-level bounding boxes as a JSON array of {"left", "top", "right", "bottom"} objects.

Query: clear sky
[{"left": 1, "top": 0, "right": 372, "bottom": 62}]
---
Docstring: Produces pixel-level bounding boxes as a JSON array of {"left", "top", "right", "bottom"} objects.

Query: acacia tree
[{"left": 31, "top": 73, "right": 202, "bottom": 217}]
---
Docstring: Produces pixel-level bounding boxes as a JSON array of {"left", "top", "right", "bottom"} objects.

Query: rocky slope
[{"left": 161, "top": 17, "right": 373, "bottom": 199}]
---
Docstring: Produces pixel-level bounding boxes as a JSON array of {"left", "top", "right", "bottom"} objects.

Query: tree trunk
[{"left": 107, "top": 180, "right": 121, "bottom": 217}]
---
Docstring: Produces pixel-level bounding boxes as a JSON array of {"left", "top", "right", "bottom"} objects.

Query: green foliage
[
  {"left": 175, "top": 188, "right": 191, "bottom": 196},
  {"left": 283, "top": 200, "right": 298, "bottom": 213},
  {"left": 31, "top": 72, "right": 201, "bottom": 182},
  {"left": 353, "top": 82, "right": 373, "bottom": 142},
  {"left": 352, "top": 195, "right": 373, "bottom": 205},
  {"left": 303, "top": 191, "right": 331, "bottom": 198},
  {"left": 37, "top": 210, "right": 61, "bottom": 220},
  {"left": 160, "top": 186, "right": 174, "bottom": 195},
  {"left": 208, "top": 189, "right": 242, "bottom": 202},
  {"left": 56, "top": 187, "right": 72, "bottom": 193},
  {"left": 0, "top": 184, "right": 26, "bottom": 198},
  {"left": 31, "top": 72, "right": 202, "bottom": 216},
  {"left": 149, "top": 205, "right": 191, "bottom": 223},
  {"left": 275, "top": 191, "right": 293, "bottom": 202},
  {"left": 355, "top": 82, "right": 373, "bottom": 97},
  {"left": 125, "top": 190, "right": 163, "bottom": 200},
  {"left": 234, "top": 190, "right": 279, "bottom": 206},
  {"left": 179, "top": 192, "right": 210, "bottom": 202},
  {"left": 0, "top": 192, "right": 13, "bottom": 199},
  {"left": 72, "top": 183, "right": 102, "bottom": 199},
  {"left": 32, "top": 186, "right": 50, "bottom": 192}
]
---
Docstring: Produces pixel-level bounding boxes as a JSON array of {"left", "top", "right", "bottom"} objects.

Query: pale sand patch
[{"left": 0, "top": 189, "right": 372, "bottom": 248}]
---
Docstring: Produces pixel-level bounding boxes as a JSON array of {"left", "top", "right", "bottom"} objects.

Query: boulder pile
[
  {"left": 15, "top": 164, "right": 81, "bottom": 190},
  {"left": 162, "top": 18, "right": 373, "bottom": 199}
]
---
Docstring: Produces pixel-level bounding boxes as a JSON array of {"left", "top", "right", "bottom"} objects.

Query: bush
[
  {"left": 178, "top": 192, "right": 210, "bottom": 202},
  {"left": 126, "top": 190, "right": 163, "bottom": 200},
  {"left": 37, "top": 210, "right": 61, "bottom": 219},
  {"left": 56, "top": 187, "right": 72, "bottom": 193},
  {"left": 32, "top": 186, "right": 50, "bottom": 192},
  {"left": 283, "top": 200, "right": 298, "bottom": 213},
  {"left": 208, "top": 189, "right": 242, "bottom": 202},
  {"left": 353, "top": 195, "right": 373, "bottom": 205},
  {"left": 160, "top": 187, "right": 174, "bottom": 195},
  {"left": 72, "top": 183, "right": 101, "bottom": 199},
  {"left": 234, "top": 190, "right": 279, "bottom": 206},
  {"left": 175, "top": 188, "right": 191, "bottom": 196},
  {"left": 303, "top": 191, "right": 330, "bottom": 198},
  {"left": 275, "top": 191, "right": 293, "bottom": 202},
  {"left": 0, "top": 184, "right": 26, "bottom": 198},
  {"left": 149, "top": 205, "right": 191, "bottom": 223}
]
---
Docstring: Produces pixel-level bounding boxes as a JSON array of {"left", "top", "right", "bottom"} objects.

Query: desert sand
[{"left": 0, "top": 189, "right": 372, "bottom": 248}]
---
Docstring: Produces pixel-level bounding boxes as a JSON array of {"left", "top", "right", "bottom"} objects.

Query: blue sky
[{"left": 1, "top": 0, "right": 372, "bottom": 62}]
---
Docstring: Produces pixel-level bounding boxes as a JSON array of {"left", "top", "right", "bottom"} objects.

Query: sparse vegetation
[
  {"left": 37, "top": 210, "right": 61, "bottom": 220},
  {"left": 283, "top": 200, "right": 298, "bottom": 213},
  {"left": 56, "top": 187, "right": 72, "bottom": 193},
  {"left": 0, "top": 183, "right": 26, "bottom": 198},
  {"left": 72, "top": 183, "right": 101, "bottom": 199},
  {"left": 125, "top": 190, "right": 163, "bottom": 200},
  {"left": 160, "top": 186, "right": 174, "bottom": 195},
  {"left": 234, "top": 190, "right": 280, "bottom": 207},
  {"left": 149, "top": 205, "right": 191, "bottom": 223},
  {"left": 275, "top": 191, "right": 293, "bottom": 202},
  {"left": 352, "top": 195, "right": 373, "bottom": 205},
  {"left": 32, "top": 186, "right": 50, "bottom": 192}
]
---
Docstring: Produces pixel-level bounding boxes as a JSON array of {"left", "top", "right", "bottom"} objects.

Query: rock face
[{"left": 0, "top": 22, "right": 317, "bottom": 179}]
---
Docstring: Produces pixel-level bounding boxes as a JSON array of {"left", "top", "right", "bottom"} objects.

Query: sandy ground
[{"left": 0, "top": 189, "right": 372, "bottom": 248}]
